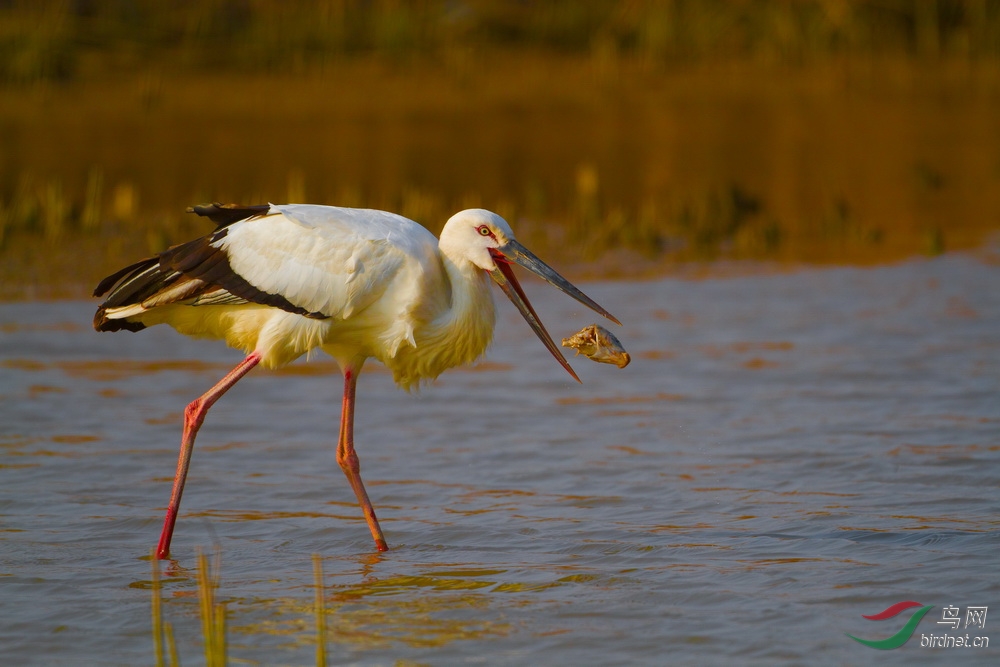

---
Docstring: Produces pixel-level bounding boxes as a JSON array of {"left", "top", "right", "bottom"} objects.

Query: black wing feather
[
  {"left": 188, "top": 202, "right": 272, "bottom": 228},
  {"left": 93, "top": 203, "right": 327, "bottom": 332}
]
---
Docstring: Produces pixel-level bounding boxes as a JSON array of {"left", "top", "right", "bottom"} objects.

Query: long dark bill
[{"left": 488, "top": 240, "right": 620, "bottom": 383}]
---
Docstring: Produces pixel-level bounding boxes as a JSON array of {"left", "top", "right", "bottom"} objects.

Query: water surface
[{"left": 1, "top": 253, "right": 998, "bottom": 664}]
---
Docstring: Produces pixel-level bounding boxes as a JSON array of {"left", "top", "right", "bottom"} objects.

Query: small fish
[{"left": 561, "top": 324, "right": 631, "bottom": 368}]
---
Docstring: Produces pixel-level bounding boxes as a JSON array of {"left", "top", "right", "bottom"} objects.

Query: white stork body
[
  {"left": 94, "top": 203, "right": 619, "bottom": 557},
  {"left": 103, "top": 205, "right": 496, "bottom": 386}
]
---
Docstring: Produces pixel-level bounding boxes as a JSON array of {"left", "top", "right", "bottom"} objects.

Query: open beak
[{"left": 488, "top": 240, "right": 621, "bottom": 383}]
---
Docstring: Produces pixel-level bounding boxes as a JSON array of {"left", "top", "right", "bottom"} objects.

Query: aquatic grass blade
[
  {"left": 196, "top": 550, "right": 227, "bottom": 667},
  {"left": 313, "top": 554, "right": 327, "bottom": 667},
  {"left": 164, "top": 623, "right": 179, "bottom": 667},
  {"left": 151, "top": 551, "right": 164, "bottom": 667}
]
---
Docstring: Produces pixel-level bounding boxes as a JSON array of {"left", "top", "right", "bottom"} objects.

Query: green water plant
[
  {"left": 198, "top": 551, "right": 227, "bottom": 667},
  {"left": 313, "top": 553, "right": 328, "bottom": 667},
  {"left": 150, "top": 552, "right": 180, "bottom": 667},
  {"left": 151, "top": 551, "right": 331, "bottom": 666}
]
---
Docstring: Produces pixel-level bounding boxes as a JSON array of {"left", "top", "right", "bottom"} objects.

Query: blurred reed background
[{"left": 2, "top": 0, "right": 1000, "bottom": 298}]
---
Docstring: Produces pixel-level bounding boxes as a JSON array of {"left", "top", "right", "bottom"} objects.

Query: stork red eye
[{"left": 477, "top": 225, "right": 492, "bottom": 237}]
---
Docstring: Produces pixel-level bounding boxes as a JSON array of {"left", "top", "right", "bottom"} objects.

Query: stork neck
[{"left": 439, "top": 253, "right": 494, "bottom": 333}]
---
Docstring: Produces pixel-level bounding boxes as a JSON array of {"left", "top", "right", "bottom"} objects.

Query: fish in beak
[{"left": 488, "top": 240, "right": 621, "bottom": 382}]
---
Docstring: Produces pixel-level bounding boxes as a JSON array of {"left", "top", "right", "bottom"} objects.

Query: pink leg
[
  {"left": 337, "top": 365, "right": 388, "bottom": 552},
  {"left": 156, "top": 351, "right": 262, "bottom": 559}
]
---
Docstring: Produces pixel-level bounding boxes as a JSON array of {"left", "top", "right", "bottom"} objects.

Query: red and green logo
[{"left": 846, "top": 601, "right": 934, "bottom": 650}]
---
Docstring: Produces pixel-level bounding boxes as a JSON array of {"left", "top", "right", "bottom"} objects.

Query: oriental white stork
[{"left": 93, "top": 203, "right": 620, "bottom": 557}]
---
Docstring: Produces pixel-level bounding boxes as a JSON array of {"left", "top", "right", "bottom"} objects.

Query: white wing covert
[{"left": 217, "top": 204, "right": 441, "bottom": 323}]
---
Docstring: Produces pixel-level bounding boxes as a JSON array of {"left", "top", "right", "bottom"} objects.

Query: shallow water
[{"left": 1, "top": 254, "right": 998, "bottom": 665}]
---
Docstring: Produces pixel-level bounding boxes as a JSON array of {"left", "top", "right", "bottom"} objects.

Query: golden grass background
[{"left": 3, "top": 1, "right": 1000, "bottom": 297}]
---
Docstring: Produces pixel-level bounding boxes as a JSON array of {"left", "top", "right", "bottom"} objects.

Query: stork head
[
  {"left": 439, "top": 209, "right": 513, "bottom": 272},
  {"left": 440, "top": 209, "right": 620, "bottom": 382}
]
